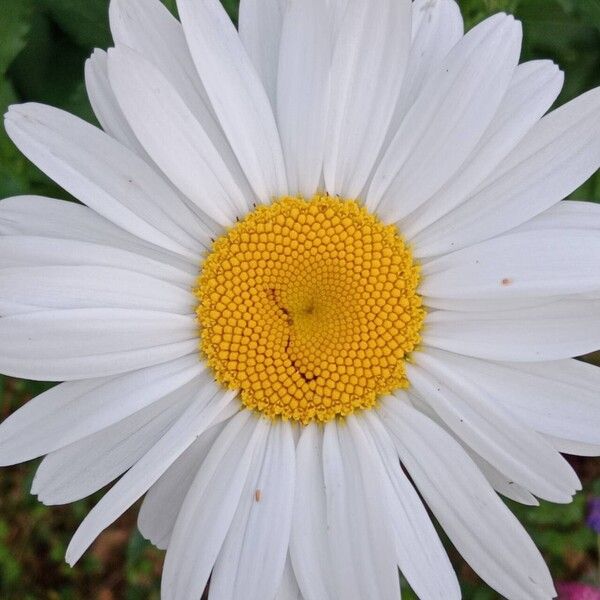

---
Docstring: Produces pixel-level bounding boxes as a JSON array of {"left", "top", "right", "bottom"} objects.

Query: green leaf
[
  {"left": 0, "top": 0, "right": 34, "bottom": 75},
  {"left": 41, "top": 0, "right": 112, "bottom": 49},
  {"left": 579, "top": 0, "right": 600, "bottom": 32},
  {"left": 9, "top": 12, "right": 91, "bottom": 116},
  {"left": 161, "top": 0, "right": 179, "bottom": 16},
  {"left": 221, "top": 0, "right": 239, "bottom": 23},
  {"left": 514, "top": 0, "right": 600, "bottom": 103}
]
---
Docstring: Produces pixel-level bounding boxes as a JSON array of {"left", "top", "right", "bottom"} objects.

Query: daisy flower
[{"left": 2, "top": 0, "right": 600, "bottom": 598}]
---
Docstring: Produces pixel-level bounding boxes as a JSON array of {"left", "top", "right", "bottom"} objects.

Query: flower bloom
[
  {"left": 1, "top": 0, "right": 600, "bottom": 599},
  {"left": 557, "top": 582, "right": 600, "bottom": 600}
]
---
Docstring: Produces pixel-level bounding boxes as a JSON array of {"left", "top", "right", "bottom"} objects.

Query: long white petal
[
  {"left": 468, "top": 452, "right": 540, "bottom": 506},
  {"left": 109, "top": 0, "right": 253, "bottom": 204},
  {"left": 511, "top": 199, "right": 600, "bottom": 233},
  {"left": 545, "top": 435, "right": 600, "bottom": 458},
  {"left": 0, "top": 197, "right": 196, "bottom": 274},
  {"left": 276, "top": 0, "right": 331, "bottom": 197},
  {"left": 322, "top": 419, "right": 400, "bottom": 600},
  {"left": 0, "top": 235, "right": 195, "bottom": 290},
  {"left": 324, "top": 0, "right": 412, "bottom": 198},
  {"left": 108, "top": 46, "right": 247, "bottom": 224},
  {"left": 414, "top": 85, "right": 600, "bottom": 257},
  {"left": 404, "top": 391, "right": 540, "bottom": 506},
  {"left": 421, "top": 229, "right": 600, "bottom": 301},
  {"left": 422, "top": 294, "right": 557, "bottom": 314},
  {"left": 363, "top": 412, "right": 460, "bottom": 600},
  {"left": 177, "top": 0, "right": 287, "bottom": 201},
  {"left": 32, "top": 379, "right": 198, "bottom": 504},
  {"left": 210, "top": 421, "right": 295, "bottom": 600},
  {"left": 109, "top": 0, "right": 210, "bottom": 126},
  {"left": 137, "top": 421, "right": 227, "bottom": 549},
  {"left": 289, "top": 424, "right": 336, "bottom": 600},
  {"left": 368, "top": 14, "right": 522, "bottom": 218},
  {"left": 404, "top": 59, "right": 563, "bottom": 237},
  {"left": 0, "top": 309, "right": 197, "bottom": 381},
  {"left": 381, "top": 0, "right": 463, "bottom": 155},
  {"left": 66, "top": 384, "right": 235, "bottom": 565},
  {"left": 381, "top": 399, "right": 555, "bottom": 600},
  {"left": 424, "top": 299, "right": 600, "bottom": 361},
  {"left": 439, "top": 356, "right": 600, "bottom": 447},
  {"left": 238, "top": 0, "right": 287, "bottom": 104},
  {"left": 4, "top": 103, "right": 212, "bottom": 255},
  {"left": 85, "top": 49, "right": 146, "bottom": 155},
  {"left": 275, "top": 558, "right": 304, "bottom": 600},
  {"left": 0, "top": 355, "right": 203, "bottom": 466},
  {"left": 161, "top": 412, "right": 268, "bottom": 600},
  {"left": 0, "top": 265, "right": 194, "bottom": 315},
  {"left": 409, "top": 352, "right": 580, "bottom": 502}
]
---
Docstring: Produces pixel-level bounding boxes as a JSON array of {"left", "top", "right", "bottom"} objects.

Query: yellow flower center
[{"left": 195, "top": 195, "right": 424, "bottom": 424}]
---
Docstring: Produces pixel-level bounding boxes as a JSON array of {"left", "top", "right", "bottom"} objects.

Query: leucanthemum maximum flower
[{"left": 1, "top": 0, "right": 600, "bottom": 598}]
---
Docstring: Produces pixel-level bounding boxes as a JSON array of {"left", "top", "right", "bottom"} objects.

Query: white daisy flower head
[{"left": 1, "top": 0, "right": 600, "bottom": 598}]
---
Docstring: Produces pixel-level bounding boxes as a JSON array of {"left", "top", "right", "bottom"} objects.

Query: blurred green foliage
[{"left": 1, "top": 0, "right": 600, "bottom": 598}]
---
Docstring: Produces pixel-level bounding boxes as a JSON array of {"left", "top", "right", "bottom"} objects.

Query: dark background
[{"left": 1, "top": 0, "right": 600, "bottom": 598}]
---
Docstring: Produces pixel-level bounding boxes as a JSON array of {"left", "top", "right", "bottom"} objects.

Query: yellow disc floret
[{"left": 195, "top": 195, "right": 425, "bottom": 424}]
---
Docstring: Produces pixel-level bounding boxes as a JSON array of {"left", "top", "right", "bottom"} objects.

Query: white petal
[
  {"left": 409, "top": 351, "right": 580, "bottom": 503},
  {"left": 404, "top": 390, "right": 539, "bottom": 505},
  {"left": 424, "top": 299, "right": 600, "bottom": 361},
  {"left": 177, "top": 0, "right": 287, "bottom": 201},
  {"left": 468, "top": 452, "right": 540, "bottom": 506},
  {"left": 32, "top": 378, "right": 198, "bottom": 504},
  {"left": 4, "top": 103, "right": 211, "bottom": 256},
  {"left": 363, "top": 412, "right": 460, "bottom": 600},
  {"left": 85, "top": 49, "right": 146, "bottom": 155},
  {"left": 380, "top": 399, "right": 555, "bottom": 600},
  {"left": 85, "top": 47, "right": 237, "bottom": 231},
  {"left": 276, "top": 0, "right": 331, "bottom": 197},
  {"left": 108, "top": 46, "right": 247, "bottom": 224},
  {"left": 109, "top": 0, "right": 210, "bottom": 125},
  {"left": 414, "top": 85, "right": 600, "bottom": 257},
  {"left": 324, "top": 0, "right": 412, "bottom": 198},
  {"left": 442, "top": 356, "right": 600, "bottom": 447},
  {"left": 0, "top": 196, "right": 197, "bottom": 274},
  {"left": 109, "top": 0, "right": 253, "bottom": 202},
  {"left": 326, "top": 0, "right": 349, "bottom": 36},
  {"left": 210, "top": 421, "right": 295, "bottom": 600},
  {"left": 421, "top": 229, "right": 600, "bottom": 302},
  {"left": 322, "top": 419, "right": 400, "bottom": 600},
  {"left": 137, "top": 421, "right": 226, "bottom": 550},
  {"left": 0, "top": 355, "right": 203, "bottom": 466},
  {"left": 0, "top": 265, "right": 194, "bottom": 315},
  {"left": 161, "top": 412, "right": 269, "bottom": 600},
  {"left": 511, "top": 199, "right": 600, "bottom": 233},
  {"left": 289, "top": 424, "right": 336, "bottom": 600},
  {"left": 368, "top": 14, "right": 522, "bottom": 217},
  {"left": 238, "top": 0, "right": 286, "bottom": 104},
  {"left": 381, "top": 0, "right": 463, "bottom": 155},
  {"left": 544, "top": 435, "right": 600, "bottom": 457},
  {"left": 404, "top": 0, "right": 463, "bottom": 106},
  {"left": 66, "top": 384, "right": 235, "bottom": 565},
  {"left": 405, "top": 59, "right": 563, "bottom": 238},
  {"left": 0, "top": 308, "right": 197, "bottom": 380},
  {"left": 275, "top": 558, "right": 303, "bottom": 600},
  {"left": 422, "top": 294, "right": 556, "bottom": 314},
  {"left": 0, "top": 235, "right": 195, "bottom": 289}
]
